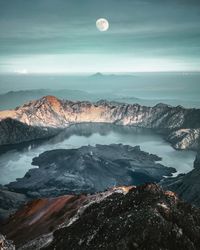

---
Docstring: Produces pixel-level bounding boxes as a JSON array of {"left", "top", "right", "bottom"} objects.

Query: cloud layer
[{"left": 0, "top": 0, "right": 200, "bottom": 73}]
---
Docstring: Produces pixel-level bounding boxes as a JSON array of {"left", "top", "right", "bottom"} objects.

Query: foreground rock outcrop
[
  {"left": 1, "top": 187, "right": 132, "bottom": 248},
  {"left": 6, "top": 144, "right": 175, "bottom": 198},
  {"left": 2, "top": 184, "right": 200, "bottom": 250},
  {"left": 0, "top": 96, "right": 200, "bottom": 149},
  {"left": 45, "top": 184, "right": 200, "bottom": 250}
]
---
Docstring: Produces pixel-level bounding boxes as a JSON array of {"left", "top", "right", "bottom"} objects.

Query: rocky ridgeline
[
  {"left": 1, "top": 184, "right": 200, "bottom": 250},
  {"left": 0, "top": 187, "right": 132, "bottom": 248},
  {"left": 0, "top": 96, "right": 200, "bottom": 149},
  {"left": 45, "top": 184, "right": 200, "bottom": 250}
]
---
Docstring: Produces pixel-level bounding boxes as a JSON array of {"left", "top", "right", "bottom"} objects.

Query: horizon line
[{"left": 0, "top": 70, "right": 200, "bottom": 76}]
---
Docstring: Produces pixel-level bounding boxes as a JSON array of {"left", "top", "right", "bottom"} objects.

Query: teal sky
[{"left": 0, "top": 0, "right": 200, "bottom": 73}]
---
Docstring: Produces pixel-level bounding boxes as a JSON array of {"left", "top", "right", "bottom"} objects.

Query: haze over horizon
[{"left": 0, "top": 0, "right": 200, "bottom": 74}]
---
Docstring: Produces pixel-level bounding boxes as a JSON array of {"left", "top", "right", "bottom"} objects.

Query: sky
[{"left": 0, "top": 0, "right": 200, "bottom": 73}]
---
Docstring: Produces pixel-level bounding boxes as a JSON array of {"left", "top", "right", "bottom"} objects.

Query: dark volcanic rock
[
  {"left": 0, "top": 96, "right": 200, "bottom": 149},
  {"left": 2, "top": 184, "right": 200, "bottom": 250},
  {"left": 162, "top": 151, "right": 200, "bottom": 206},
  {"left": 44, "top": 184, "right": 200, "bottom": 250},
  {"left": 0, "top": 187, "right": 28, "bottom": 220},
  {"left": 7, "top": 144, "right": 175, "bottom": 198},
  {"left": 194, "top": 150, "right": 200, "bottom": 168},
  {"left": 0, "top": 118, "right": 60, "bottom": 146}
]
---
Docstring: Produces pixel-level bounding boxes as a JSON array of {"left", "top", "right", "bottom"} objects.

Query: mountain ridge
[
  {"left": 0, "top": 96, "right": 200, "bottom": 150},
  {"left": 2, "top": 184, "right": 200, "bottom": 250}
]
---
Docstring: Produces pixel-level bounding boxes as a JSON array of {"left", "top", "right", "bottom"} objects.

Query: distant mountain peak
[{"left": 91, "top": 72, "right": 104, "bottom": 77}]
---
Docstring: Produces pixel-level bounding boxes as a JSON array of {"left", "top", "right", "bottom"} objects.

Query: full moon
[{"left": 96, "top": 18, "right": 109, "bottom": 32}]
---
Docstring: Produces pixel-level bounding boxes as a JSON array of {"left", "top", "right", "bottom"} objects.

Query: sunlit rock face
[
  {"left": 167, "top": 128, "right": 200, "bottom": 150},
  {"left": 0, "top": 96, "right": 200, "bottom": 149}
]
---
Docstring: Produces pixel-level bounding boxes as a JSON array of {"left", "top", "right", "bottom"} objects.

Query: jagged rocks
[
  {"left": 44, "top": 184, "right": 200, "bottom": 250},
  {"left": 0, "top": 187, "right": 132, "bottom": 248},
  {"left": 2, "top": 184, "right": 200, "bottom": 250}
]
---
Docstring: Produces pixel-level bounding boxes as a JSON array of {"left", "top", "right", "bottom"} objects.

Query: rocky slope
[
  {"left": 166, "top": 128, "right": 200, "bottom": 150},
  {"left": 0, "top": 187, "right": 28, "bottom": 220},
  {"left": 6, "top": 144, "right": 175, "bottom": 198},
  {"left": 0, "top": 187, "right": 132, "bottom": 248},
  {"left": 44, "top": 184, "right": 200, "bottom": 250},
  {"left": 0, "top": 96, "right": 200, "bottom": 149},
  {"left": 0, "top": 118, "right": 60, "bottom": 146},
  {"left": 1, "top": 194, "right": 88, "bottom": 246},
  {"left": 2, "top": 184, "right": 200, "bottom": 250},
  {"left": 162, "top": 151, "right": 200, "bottom": 206}
]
